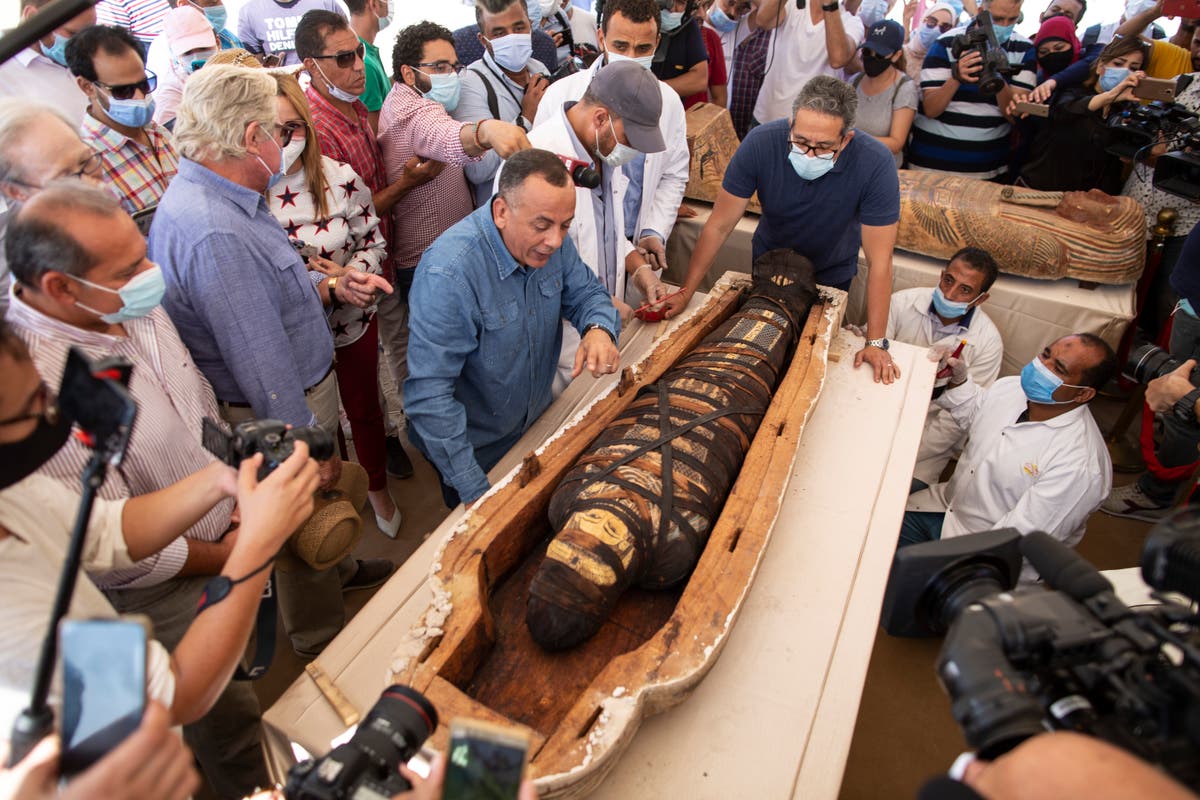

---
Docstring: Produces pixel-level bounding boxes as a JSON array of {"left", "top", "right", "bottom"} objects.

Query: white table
[
  {"left": 261, "top": 287, "right": 936, "bottom": 798},
  {"left": 665, "top": 202, "right": 1136, "bottom": 379}
]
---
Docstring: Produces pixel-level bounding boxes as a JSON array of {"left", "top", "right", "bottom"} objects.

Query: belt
[{"left": 217, "top": 362, "right": 335, "bottom": 409}]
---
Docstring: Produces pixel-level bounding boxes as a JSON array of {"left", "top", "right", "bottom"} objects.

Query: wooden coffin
[
  {"left": 387, "top": 273, "right": 843, "bottom": 798},
  {"left": 897, "top": 169, "right": 1146, "bottom": 285},
  {"left": 684, "top": 103, "right": 761, "bottom": 215}
]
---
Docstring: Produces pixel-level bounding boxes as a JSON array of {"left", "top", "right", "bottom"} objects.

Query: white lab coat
[
  {"left": 886, "top": 287, "right": 1004, "bottom": 484},
  {"left": 533, "top": 56, "right": 691, "bottom": 244}
]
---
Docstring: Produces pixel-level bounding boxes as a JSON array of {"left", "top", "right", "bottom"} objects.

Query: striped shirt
[
  {"left": 95, "top": 0, "right": 170, "bottom": 42},
  {"left": 908, "top": 26, "right": 1036, "bottom": 179},
  {"left": 80, "top": 113, "right": 179, "bottom": 215},
  {"left": 6, "top": 291, "right": 232, "bottom": 590}
]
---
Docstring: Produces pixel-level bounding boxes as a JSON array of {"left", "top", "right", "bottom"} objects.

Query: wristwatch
[
  {"left": 584, "top": 323, "right": 617, "bottom": 345},
  {"left": 821, "top": 1, "right": 840, "bottom": 10},
  {"left": 866, "top": 337, "right": 890, "bottom": 351},
  {"left": 1173, "top": 386, "right": 1200, "bottom": 424}
]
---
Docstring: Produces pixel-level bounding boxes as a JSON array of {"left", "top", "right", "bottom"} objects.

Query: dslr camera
[
  {"left": 949, "top": 11, "right": 1014, "bottom": 96},
  {"left": 1125, "top": 343, "right": 1200, "bottom": 423},
  {"left": 285, "top": 685, "right": 437, "bottom": 800},
  {"left": 202, "top": 418, "right": 334, "bottom": 480},
  {"left": 881, "top": 520, "right": 1200, "bottom": 789}
]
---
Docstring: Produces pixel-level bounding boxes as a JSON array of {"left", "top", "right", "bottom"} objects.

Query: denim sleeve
[
  {"left": 559, "top": 237, "right": 621, "bottom": 339},
  {"left": 404, "top": 266, "right": 491, "bottom": 503},
  {"left": 191, "top": 232, "right": 318, "bottom": 427},
  {"left": 1052, "top": 46, "right": 1101, "bottom": 90}
]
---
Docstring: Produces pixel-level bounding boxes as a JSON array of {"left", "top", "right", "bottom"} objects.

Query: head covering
[
  {"left": 1034, "top": 15, "right": 1082, "bottom": 58},
  {"left": 587, "top": 60, "right": 666, "bottom": 153},
  {"left": 165, "top": 6, "right": 217, "bottom": 56},
  {"left": 925, "top": 2, "right": 958, "bottom": 24},
  {"left": 862, "top": 19, "right": 906, "bottom": 57}
]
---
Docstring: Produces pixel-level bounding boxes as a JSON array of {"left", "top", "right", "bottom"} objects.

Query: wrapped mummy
[{"left": 527, "top": 251, "right": 818, "bottom": 651}]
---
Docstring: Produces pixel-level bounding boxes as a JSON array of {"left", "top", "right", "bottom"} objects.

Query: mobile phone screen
[
  {"left": 59, "top": 619, "right": 147, "bottom": 775},
  {"left": 442, "top": 727, "right": 527, "bottom": 800}
]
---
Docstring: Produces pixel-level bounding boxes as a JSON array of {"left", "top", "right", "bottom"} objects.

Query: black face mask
[
  {"left": 862, "top": 51, "right": 893, "bottom": 78},
  {"left": 0, "top": 412, "right": 72, "bottom": 490},
  {"left": 1038, "top": 50, "right": 1074, "bottom": 77}
]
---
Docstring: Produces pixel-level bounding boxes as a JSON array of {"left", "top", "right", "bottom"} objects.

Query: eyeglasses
[
  {"left": 310, "top": 42, "right": 365, "bottom": 69},
  {"left": 789, "top": 138, "right": 842, "bottom": 160},
  {"left": 275, "top": 121, "right": 307, "bottom": 146},
  {"left": 94, "top": 70, "right": 157, "bottom": 100},
  {"left": 2, "top": 150, "right": 103, "bottom": 190},
  {"left": 924, "top": 19, "right": 954, "bottom": 32},
  {"left": 0, "top": 383, "right": 59, "bottom": 428},
  {"left": 415, "top": 59, "right": 463, "bottom": 75}
]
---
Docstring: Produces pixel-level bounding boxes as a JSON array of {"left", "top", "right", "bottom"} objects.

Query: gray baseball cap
[{"left": 587, "top": 60, "right": 666, "bottom": 154}]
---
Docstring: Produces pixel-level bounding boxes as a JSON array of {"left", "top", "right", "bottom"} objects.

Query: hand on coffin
[
  {"left": 856, "top": 343, "right": 901, "bottom": 385},
  {"left": 574, "top": 326, "right": 621, "bottom": 378}
]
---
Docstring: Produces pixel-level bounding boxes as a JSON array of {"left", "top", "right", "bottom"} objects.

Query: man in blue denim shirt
[{"left": 406, "top": 149, "right": 621, "bottom": 507}]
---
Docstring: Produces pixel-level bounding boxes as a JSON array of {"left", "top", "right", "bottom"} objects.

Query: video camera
[
  {"left": 1154, "top": 131, "right": 1200, "bottom": 202},
  {"left": 1104, "top": 99, "right": 1200, "bottom": 160},
  {"left": 949, "top": 11, "right": 1014, "bottom": 96},
  {"left": 201, "top": 418, "right": 334, "bottom": 480},
  {"left": 881, "top": 520, "right": 1200, "bottom": 789},
  {"left": 285, "top": 685, "right": 437, "bottom": 800}
]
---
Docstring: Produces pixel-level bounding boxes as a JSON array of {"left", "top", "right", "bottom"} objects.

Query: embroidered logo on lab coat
[{"left": 1022, "top": 462, "right": 1040, "bottom": 478}]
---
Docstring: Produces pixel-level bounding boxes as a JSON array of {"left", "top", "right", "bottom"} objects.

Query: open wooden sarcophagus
[
  {"left": 386, "top": 270, "right": 844, "bottom": 798},
  {"left": 897, "top": 169, "right": 1146, "bottom": 285}
]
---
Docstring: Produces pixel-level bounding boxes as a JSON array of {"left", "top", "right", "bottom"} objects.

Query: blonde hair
[
  {"left": 272, "top": 72, "right": 330, "bottom": 219},
  {"left": 173, "top": 64, "right": 276, "bottom": 162},
  {"left": 204, "top": 48, "right": 264, "bottom": 68}
]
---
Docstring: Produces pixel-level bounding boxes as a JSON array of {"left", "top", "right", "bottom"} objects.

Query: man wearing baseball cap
[{"left": 517, "top": 59, "right": 670, "bottom": 394}]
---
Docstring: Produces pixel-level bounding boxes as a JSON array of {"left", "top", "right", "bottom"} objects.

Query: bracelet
[
  {"left": 473, "top": 119, "right": 487, "bottom": 151},
  {"left": 821, "top": 1, "right": 839, "bottom": 10},
  {"left": 584, "top": 323, "right": 617, "bottom": 345}
]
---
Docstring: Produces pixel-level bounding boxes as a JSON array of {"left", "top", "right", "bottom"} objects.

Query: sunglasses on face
[
  {"left": 94, "top": 70, "right": 157, "bottom": 100},
  {"left": 275, "top": 121, "right": 307, "bottom": 146},
  {"left": 310, "top": 42, "right": 365, "bottom": 69},
  {"left": 924, "top": 19, "right": 954, "bottom": 31}
]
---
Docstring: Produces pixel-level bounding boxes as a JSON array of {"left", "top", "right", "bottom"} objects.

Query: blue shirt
[
  {"left": 722, "top": 119, "right": 900, "bottom": 286},
  {"left": 148, "top": 159, "right": 334, "bottom": 427},
  {"left": 405, "top": 203, "right": 620, "bottom": 504}
]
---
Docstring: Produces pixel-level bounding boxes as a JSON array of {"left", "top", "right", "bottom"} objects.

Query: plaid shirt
[
  {"left": 305, "top": 85, "right": 392, "bottom": 274},
  {"left": 80, "top": 113, "right": 179, "bottom": 215},
  {"left": 728, "top": 28, "right": 771, "bottom": 140}
]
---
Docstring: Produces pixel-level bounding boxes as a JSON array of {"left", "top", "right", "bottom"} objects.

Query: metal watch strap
[{"left": 866, "top": 337, "right": 889, "bottom": 351}]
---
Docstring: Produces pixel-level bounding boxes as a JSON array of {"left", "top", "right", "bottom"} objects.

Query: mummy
[{"left": 527, "top": 251, "right": 818, "bottom": 651}]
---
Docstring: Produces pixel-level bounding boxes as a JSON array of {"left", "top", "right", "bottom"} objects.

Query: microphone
[
  {"left": 1021, "top": 531, "right": 1113, "bottom": 601},
  {"left": 556, "top": 155, "right": 601, "bottom": 189}
]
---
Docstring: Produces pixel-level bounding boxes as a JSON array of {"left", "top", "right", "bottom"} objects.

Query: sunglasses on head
[
  {"left": 310, "top": 42, "right": 365, "bottom": 69},
  {"left": 95, "top": 70, "right": 157, "bottom": 100}
]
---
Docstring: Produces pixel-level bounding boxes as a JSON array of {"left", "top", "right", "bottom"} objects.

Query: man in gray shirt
[
  {"left": 454, "top": 0, "right": 552, "bottom": 206},
  {"left": 237, "top": 0, "right": 345, "bottom": 65}
]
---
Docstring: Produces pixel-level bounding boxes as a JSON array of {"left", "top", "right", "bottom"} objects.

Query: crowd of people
[{"left": 0, "top": 0, "right": 1198, "bottom": 797}]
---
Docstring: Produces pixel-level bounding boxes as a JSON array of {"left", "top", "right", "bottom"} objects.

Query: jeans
[
  {"left": 899, "top": 477, "right": 946, "bottom": 546},
  {"left": 1138, "top": 306, "right": 1200, "bottom": 502}
]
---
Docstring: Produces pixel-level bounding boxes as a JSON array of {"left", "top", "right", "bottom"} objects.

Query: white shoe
[{"left": 375, "top": 507, "right": 402, "bottom": 538}]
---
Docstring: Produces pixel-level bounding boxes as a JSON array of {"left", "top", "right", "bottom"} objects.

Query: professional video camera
[
  {"left": 881, "top": 520, "right": 1200, "bottom": 789},
  {"left": 285, "top": 685, "right": 438, "bottom": 800},
  {"left": 202, "top": 418, "right": 334, "bottom": 480},
  {"left": 1105, "top": 99, "right": 1200, "bottom": 161},
  {"left": 1154, "top": 131, "right": 1200, "bottom": 202},
  {"left": 948, "top": 11, "right": 1013, "bottom": 96}
]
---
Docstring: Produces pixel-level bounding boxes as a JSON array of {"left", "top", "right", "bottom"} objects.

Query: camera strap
[{"left": 196, "top": 555, "right": 278, "bottom": 680}]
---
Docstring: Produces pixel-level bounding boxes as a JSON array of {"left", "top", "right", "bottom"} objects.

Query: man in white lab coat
[{"left": 901, "top": 333, "right": 1116, "bottom": 583}]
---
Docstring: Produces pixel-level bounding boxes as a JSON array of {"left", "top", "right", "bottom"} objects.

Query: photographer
[
  {"left": 1013, "top": 35, "right": 1147, "bottom": 193},
  {"left": 1104, "top": 225, "right": 1200, "bottom": 519},
  {"left": 0, "top": 319, "right": 318, "bottom": 754},
  {"left": 908, "top": 0, "right": 1037, "bottom": 180}
]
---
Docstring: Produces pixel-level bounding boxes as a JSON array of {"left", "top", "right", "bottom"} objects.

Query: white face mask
[
  {"left": 595, "top": 116, "right": 639, "bottom": 167},
  {"left": 606, "top": 49, "right": 654, "bottom": 70},
  {"left": 489, "top": 32, "right": 533, "bottom": 72},
  {"left": 280, "top": 137, "right": 306, "bottom": 173}
]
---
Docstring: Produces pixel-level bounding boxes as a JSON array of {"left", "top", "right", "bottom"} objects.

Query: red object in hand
[
  {"left": 936, "top": 340, "right": 967, "bottom": 379},
  {"left": 634, "top": 287, "right": 686, "bottom": 322},
  {"left": 1163, "top": 0, "right": 1200, "bottom": 19}
]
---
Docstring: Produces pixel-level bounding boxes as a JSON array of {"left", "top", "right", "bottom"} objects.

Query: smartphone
[
  {"left": 59, "top": 617, "right": 150, "bottom": 776},
  {"left": 1012, "top": 101, "right": 1049, "bottom": 118},
  {"left": 442, "top": 719, "right": 530, "bottom": 800},
  {"left": 1163, "top": 0, "right": 1200, "bottom": 19},
  {"left": 1133, "top": 76, "right": 1178, "bottom": 103}
]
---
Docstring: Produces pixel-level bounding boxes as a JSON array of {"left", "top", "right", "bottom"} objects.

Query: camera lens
[
  {"left": 1127, "top": 344, "right": 1179, "bottom": 385},
  {"left": 357, "top": 684, "right": 439, "bottom": 761}
]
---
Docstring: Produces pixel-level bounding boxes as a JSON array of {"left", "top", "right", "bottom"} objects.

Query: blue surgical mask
[
  {"left": 1019, "top": 357, "right": 1086, "bottom": 404},
  {"left": 71, "top": 266, "right": 167, "bottom": 324},
  {"left": 858, "top": 0, "right": 889, "bottom": 28},
  {"left": 103, "top": 93, "right": 157, "bottom": 129},
  {"left": 788, "top": 146, "right": 836, "bottom": 180},
  {"left": 607, "top": 49, "right": 654, "bottom": 70},
  {"left": 41, "top": 33, "right": 70, "bottom": 67},
  {"left": 419, "top": 70, "right": 461, "bottom": 112},
  {"left": 377, "top": 14, "right": 391, "bottom": 29},
  {"left": 661, "top": 10, "right": 684, "bottom": 31},
  {"left": 255, "top": 134, "right": 286, "bottom": 188},
  {"left": 490, "top": 32, "right": 533, "bottom": 72},
  {"left": 708, "top": 6, "right": 739, "bottom": 33},
  {"left": 932, "top": 286, "right": 971, "bottom": 318},
  {"left": 992, "top": 21, "right": 1015, "bottom": 44},
  {"left": 1099, "top": 66, "right": 1129, "bottom": 92},
  {"left": 203, "top": 4, "right": 228, "bottom": 31},
  {"left": 916, "top": 24, "right": 940, "bottom": 49}
]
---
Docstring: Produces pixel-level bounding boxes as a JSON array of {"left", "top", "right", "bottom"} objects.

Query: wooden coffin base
[{"left": 387, "top": 273, "right": 845, "bottom": 798}]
